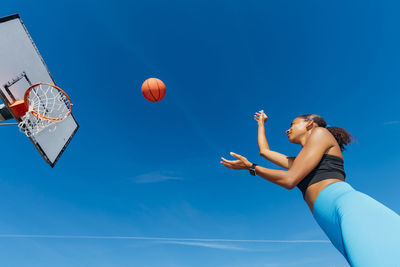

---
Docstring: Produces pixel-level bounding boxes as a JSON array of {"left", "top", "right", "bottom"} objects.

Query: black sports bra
[{"left": 297, "top": 154, "right": 346, "bottom": 197}]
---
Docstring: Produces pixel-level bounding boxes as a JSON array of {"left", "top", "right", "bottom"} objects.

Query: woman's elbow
[
  {"left": 280, "top": 179, "right": 295, "bottom": 190},
  {"left": 284, "top": 182, "right": 296, "bottom": 190},
  {"left": 284, "top": 175, "right": 299, "bottom": 190}
]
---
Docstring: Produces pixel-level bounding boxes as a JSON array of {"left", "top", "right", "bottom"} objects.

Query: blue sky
[{"left": 0, "top": 0, "right": 399, "bottom": 266}]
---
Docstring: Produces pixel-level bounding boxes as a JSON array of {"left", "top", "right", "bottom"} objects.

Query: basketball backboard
[{"left": 0, "top": 14, "right": 79, "bottom": 167}]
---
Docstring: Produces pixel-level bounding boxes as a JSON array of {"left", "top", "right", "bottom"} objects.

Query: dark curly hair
[{"left": 298, "top": 114, "right": 353, "bottom": 152}]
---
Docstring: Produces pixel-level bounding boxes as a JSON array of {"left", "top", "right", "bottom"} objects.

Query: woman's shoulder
[
  {"left": 307, "top": 127, "right": 337, "bottom": 149},
  {"left": 310, "top": 127, "right": 331, "bottom": 138},
  {"left": 310, "top": 127, "right": 342, "bottom": 153}
]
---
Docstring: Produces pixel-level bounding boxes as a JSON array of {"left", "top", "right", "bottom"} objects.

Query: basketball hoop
[{"left": 10, "top": 83, "right": 73, "bottom": 137}]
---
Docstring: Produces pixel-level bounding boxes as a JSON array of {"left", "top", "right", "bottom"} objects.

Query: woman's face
[{"left": 286, "top": 117, "right": 309, "bottom": 144}]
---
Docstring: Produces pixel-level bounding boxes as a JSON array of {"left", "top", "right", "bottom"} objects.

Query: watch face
[{"left": 249, "top": 164, "right": 257, "bottom": 175}]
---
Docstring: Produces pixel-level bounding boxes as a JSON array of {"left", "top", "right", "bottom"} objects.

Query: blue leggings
[{"left": 313, "top": 182, "right": 400, "bottom": 266}]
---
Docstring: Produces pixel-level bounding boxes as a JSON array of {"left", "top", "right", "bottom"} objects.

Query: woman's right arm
[{"left": 255, "top": 111, "right": 295, "bottom": 170}]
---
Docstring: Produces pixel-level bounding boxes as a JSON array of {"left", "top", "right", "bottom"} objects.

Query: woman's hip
[{"left": 312, "top": 181, "right": 400, "bottom": 266}]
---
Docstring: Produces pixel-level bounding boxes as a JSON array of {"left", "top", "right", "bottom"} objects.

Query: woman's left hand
[{"left": 220, "top": 152, "right": 252, "bottom": 170}]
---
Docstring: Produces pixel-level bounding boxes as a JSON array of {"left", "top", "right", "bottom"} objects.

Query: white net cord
[{"left": 18, "top": 84, "right": 72, "bottom": 137}]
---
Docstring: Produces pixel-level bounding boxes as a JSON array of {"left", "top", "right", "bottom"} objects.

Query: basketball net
[{"left": 18, "top": 83, "right": 72, "bottom": 137}]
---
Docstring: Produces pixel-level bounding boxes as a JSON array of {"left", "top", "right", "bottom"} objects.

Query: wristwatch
[{"left": 249, "top": 163, "right": 258, "bottom": 176}]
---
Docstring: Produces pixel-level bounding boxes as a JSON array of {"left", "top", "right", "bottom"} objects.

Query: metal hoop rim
[{"left": 24, "top": 82, "right": 72, "bottom": 121}]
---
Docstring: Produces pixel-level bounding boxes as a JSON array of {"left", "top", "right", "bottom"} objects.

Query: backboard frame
[{"left": 0, "top": 14, "right": 79, "bottom": 167}]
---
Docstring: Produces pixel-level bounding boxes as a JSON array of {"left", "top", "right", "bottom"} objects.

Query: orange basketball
[{"left": 141, "top": 78, "right": 166, "bottom": 102}]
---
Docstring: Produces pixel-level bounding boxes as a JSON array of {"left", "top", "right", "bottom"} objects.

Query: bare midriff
[{"left": 305, "top": 178, "right": 345, "bottom": 213}]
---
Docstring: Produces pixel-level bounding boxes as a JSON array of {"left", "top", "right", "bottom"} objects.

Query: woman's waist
[
  {"left": 305, "top": 180, "right": 349, "bottom": 213},
  {"left": 310, "top": 181, "right": 355, "bottom": 213}
]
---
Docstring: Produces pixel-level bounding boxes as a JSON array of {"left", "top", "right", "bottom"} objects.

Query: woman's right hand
[{"left": 254, "top": 110, "right": 268, "bottom": 124}]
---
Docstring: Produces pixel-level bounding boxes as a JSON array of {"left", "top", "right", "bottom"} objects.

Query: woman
[{"left": 220, "top": 111, "right": 400, "bottom": 266}]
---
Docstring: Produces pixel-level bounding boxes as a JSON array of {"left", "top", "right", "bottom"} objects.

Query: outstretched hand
[
  {"left": 254, "top": 110, "right": 268, "bottom": 124},
  {"left": 220, "top": 152, "right": 252, "bottom": 170}
]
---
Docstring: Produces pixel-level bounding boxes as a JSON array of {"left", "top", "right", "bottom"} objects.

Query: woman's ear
[{"left": 305, "top": 119, "right": 315, "bottom": 130}]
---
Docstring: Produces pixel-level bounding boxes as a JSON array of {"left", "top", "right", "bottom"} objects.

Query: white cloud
[
  {"left": 133, "top": 171, "right": 183, "bottom": 183},
  {"left": 0, "top": 234, "right": 329, "bottom": 244},
  {"left": 383, "top": 120, "right": 400, "bottom": 125},
  {"left": 0, "top": 234, "right": 329, "bottom": 252},
  {"left": 158, "top": 241, "right": 249, "bottom": 251}
]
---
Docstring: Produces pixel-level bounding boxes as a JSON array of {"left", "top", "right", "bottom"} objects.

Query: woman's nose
[{"left": 286, "top": 129, "right": 290, "bottom": 134}]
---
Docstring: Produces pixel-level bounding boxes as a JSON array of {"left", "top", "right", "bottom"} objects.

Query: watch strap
[{"left": 249, "top": 163, "right": 258, "bottom": 176}]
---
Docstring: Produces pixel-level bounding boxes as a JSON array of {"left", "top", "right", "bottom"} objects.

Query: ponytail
[{"left": 326, "top": 126, "right": 353, "bottom": 151}]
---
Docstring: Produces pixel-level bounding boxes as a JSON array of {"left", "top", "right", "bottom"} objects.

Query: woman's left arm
[{"left": 221, "top": 128, "right": 334, "bottom": 190}]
